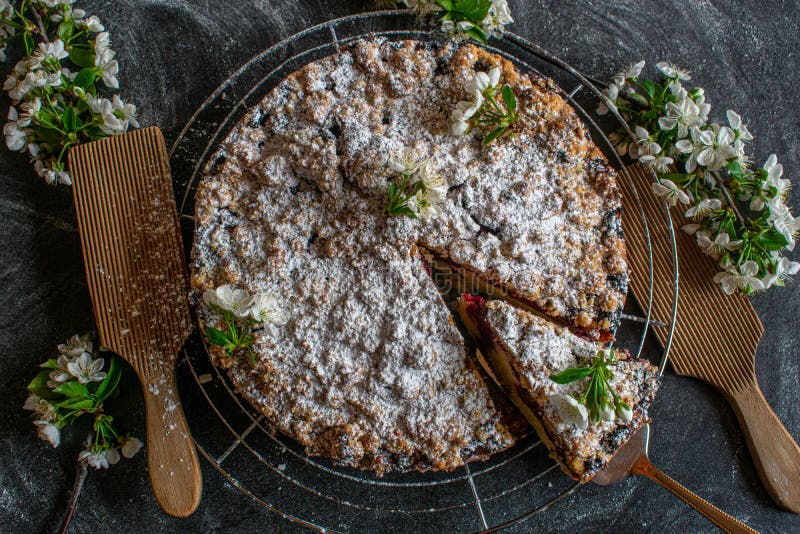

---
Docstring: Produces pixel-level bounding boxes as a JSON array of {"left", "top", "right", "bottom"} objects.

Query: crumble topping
[{"left": 190, "top": 37, "right": 627, "bottom": 472}]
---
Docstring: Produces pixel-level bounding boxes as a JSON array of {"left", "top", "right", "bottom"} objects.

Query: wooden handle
[
  {"left": 726, "top": 380, "right": 800, "bottom": 514},
  {"left": 632, "top": 456, "right": 759, "bottom": 534},
  {"left": 142, "top": 368, "right": 202, "bottom": 517}
]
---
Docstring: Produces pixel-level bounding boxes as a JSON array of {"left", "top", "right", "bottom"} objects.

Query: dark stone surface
[{"left": 1, "top": 1, "right": 799, "bottom": 532}]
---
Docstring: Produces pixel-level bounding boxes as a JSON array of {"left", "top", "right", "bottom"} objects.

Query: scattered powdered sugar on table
[{"left": 190, "top": 38, "right": 626, "bottom": 473}]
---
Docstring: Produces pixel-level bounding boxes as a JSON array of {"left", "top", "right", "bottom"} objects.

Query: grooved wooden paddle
[
  {"left": 68, "top": 126, "right": 202, "bottom": 518},
  {"left": 620, "top": 163, "right": 800, "bottom": 514}
]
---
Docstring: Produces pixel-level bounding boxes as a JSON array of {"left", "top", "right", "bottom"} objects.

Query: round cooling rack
[{"left": 168, "top": 10, "right": 680, "bottom": 533}]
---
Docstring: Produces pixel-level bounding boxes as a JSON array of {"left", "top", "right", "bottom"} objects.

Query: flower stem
[
  {"left": 715, "top": 172, "right": 747, "bottom": 227},
  {"left": 28, "top": 4, "right": 49, "bottom": 44},
  {"left": 59, "top": 460, "right": 88, "bottom": 534}
]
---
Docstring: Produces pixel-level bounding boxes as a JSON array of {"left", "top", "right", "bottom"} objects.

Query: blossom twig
[
  {"left": 2, "top": 0, "right": 139, "bottom": 185},
  {"left": 599, "top": 61, "right": 799, "bottom": 296},
  {"left": 59, "top": 457, "right": 88, "bottom": 534},
  {"left": 28, "top": 3, "right": 47, "bottom": 43}
]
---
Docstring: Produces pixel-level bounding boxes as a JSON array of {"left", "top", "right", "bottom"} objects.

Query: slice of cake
[{"left": 456, "top": 294, "right": 660, "bottom": 482}]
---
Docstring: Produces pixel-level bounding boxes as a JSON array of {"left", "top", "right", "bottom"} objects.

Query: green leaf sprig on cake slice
[{"left": 549, "top": 347, "right": 633, "bottom": 429}]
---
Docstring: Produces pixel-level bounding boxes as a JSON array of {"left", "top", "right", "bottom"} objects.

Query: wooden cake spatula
[
  {"left": 620, "top": 164, "right": 800, "bottom": 514},
  {"left": 67, "top": 126, "right": 202, "bottom": 517}
]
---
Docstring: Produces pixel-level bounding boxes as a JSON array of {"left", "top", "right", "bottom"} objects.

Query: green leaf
[
  {"left": 55, "top": 396, "right": 95, "bottom": 411},
  {"left": 34, "top": 126, "right": 62, "bottom": 144},
  {"left": 205, "top": 326, "right": 232, "bottom": 347},
  {"left": 61, "top": 106, "right": 77, "bottom": 132},
  {"left": 95, "top": 357, "right": 121, "bottom": 401},
  {"left": 28, "top": 370, "right": 59, "bottom": 400},
  {"left": 464, "top": 25, "right": 487, "bottom": 44},
  {"left": 53, "top": 380, "right": 90, "bottom": 398},
  {"left": 639, "top": 79, "right": 657, "bottom": 101},
  {"left": 754, "top": 230, "right": 789, "bottom": 251},
  {"left": 482, "top": 126, "right": 507, "bottom": 145},
  {"left": 727, "top": 160, "right": 744, "bottom": 180},
  {"left": 58, "top": 18, "right": 74, "bottom": 42},
  {"left": 40, "top": 358, "right": 61, "bottom": 370},
  {"left": 69, "top": 47, "right": 95, "bottom": 69},
  {"left": 502, "top": 85, "right": 516, "bottom": 114},
  {"left": 451, "top": 0, "right": 492, "bottom": 20},
  {"left": 72, "top": 68, "right": 97, "bottom": 90},
  {"left": 550, "top": 366, "right": 593, "bottom": 384}
]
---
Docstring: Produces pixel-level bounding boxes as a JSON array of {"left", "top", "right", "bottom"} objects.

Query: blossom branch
[
  {"left": 28, "top": 3, "right": 48, "bottom": 43},
  {"left": 2, "top": 0, "right": 139, "bottom": 185},
  {"left": 599, "top": 61, "right": 799, "bottom": 296}
]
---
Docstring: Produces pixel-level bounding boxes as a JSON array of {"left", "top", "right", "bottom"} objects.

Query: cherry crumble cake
[{"left": 190, "top": 37, "right": 655, "bottom": 477}]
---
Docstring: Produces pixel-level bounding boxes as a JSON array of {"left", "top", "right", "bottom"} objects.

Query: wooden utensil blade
[{"left": 69, "top": 126, "right": 193, "bottom": 372}]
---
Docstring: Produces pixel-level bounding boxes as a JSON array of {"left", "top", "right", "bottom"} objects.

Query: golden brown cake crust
[{"left": 190, "top": 37, "right": 627, "bottom": 474}]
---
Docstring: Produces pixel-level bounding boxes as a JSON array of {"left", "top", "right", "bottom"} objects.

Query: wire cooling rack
[{"left": 168, "top": 10, "right": 679, "bottom": 532}]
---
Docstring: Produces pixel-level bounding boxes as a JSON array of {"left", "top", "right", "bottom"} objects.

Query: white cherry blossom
[
  {"left": 482, "top": 0, "right": 513, "bottom": 37},
  {"left": 596, "top": 83, "right": 619, "bottom": 115},
  {"left": 470, "top": 67, "right": 501, "bottom": 96},
  {"left": 77, "top": 15, "right": 104, "bottom": 32},
  {"left": 551, "top": 394, "right": 588, "bottom": 431},
  {"left": 651, "top": 179, "right": 690, "bottom": 207},
  {"left": 685, "top": 198, "right": 722, "bottom": 219},
  {"left": 639, "top": 154, "right": 673, "bottom": 173},
  {"left": 120, "top": 436, "right": 144, "bottom": 459},
  {"left": 3, "top": 109, "right": 26, "bottom": 151},
  {"left": 387, "top": 146, "right": 423, "bottom": 174},
  {"left": 726, "top": 110, "right": 753, "bottom": 142},
  {"left": 67, "top": 352, "right": 106, "bottom": 384},
  {"left": 697, "top": 231, "right": 742, "bottom": 259},
  {"left": 30, "top": 39, "right": 69, "bottom": 68},
  {"left": 80, "top": 446, "right": 121, "bottom": 469},
  {"left": 761, "top": 154, "right": 790, "bottom": 199},
  {"left": 598, "top": 402, "right": 616, "bottom": 423},
  {"left": 658, "top": 97, "right": 702, "bottom": 138},
  {"left": 629, "top": 126, "right": 661, "bottom": 158},
  {"left": 767, "top": 201, "right": 800, "bottom": 250},
  {"left": 23, "top": 393, "right": 40, "bottom": 411},
  {"left": 249, "top": 292, "right": 288, "bottom": 336},
  {"left": 418, "top": 161, "right": 448, "bottom": 197},
  {"left": 612, "top": 60, "right": 645, "bottom": 86},
  {"left": 761, "top": 257, "right": 800, "bottom": 288},
  {"left": 95, "top": 48, "right": 119, "bottom": 89},
  {"left": 713, "top": 261, "right": 765, "bottom": 295},
  {"left": 656, "top": 62, "right": 691, "bottom": 80},
  {"left": 616, "top": 404, "right": 633, "bottom": 423},
  {"left": 34, "top": 420, "right": 60, "bottom": 448},
  {"left": 94, "top": 31, "right": 111, "bottom": 56},
  {"left": 203, "top": 285, "right": 254, "bottom": 318},
  {"left": 47, "top": 355, "right": 73, "bottom": 388},
  {"left": 58, "top": 333, "right": 93, "bottom": 358},
  {"left": 407, "top": 187, "right": 444, "bottom": 221}
]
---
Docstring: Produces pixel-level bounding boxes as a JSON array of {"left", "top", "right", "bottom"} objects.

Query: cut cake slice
[{"left": 456, "top": 294, "right": 660, "bottom": 482}]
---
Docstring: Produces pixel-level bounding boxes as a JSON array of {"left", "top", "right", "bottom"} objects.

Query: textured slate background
[{"left": 1, "top": 0, "right": 799, "bottom": 532}]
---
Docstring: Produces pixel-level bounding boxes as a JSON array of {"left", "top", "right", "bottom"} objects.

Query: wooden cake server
[
  {"left": 620, "top": 163, "right": 800, "bottom": 514},
  {"left": 68, "top": 126, "right": 202, "bottom": 517}
]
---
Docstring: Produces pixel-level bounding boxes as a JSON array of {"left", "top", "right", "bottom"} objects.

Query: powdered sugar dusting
[{"left": 190, "top": 38, "right": 625, "bottom": 473}]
